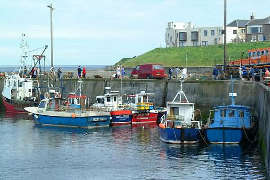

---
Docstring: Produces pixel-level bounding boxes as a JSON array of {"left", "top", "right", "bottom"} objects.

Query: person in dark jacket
[{"left": 77, "top": 66, "right": 82, "bottom": 78}]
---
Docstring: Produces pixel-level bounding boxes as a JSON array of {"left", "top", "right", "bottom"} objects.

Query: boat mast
[
  {"left": 47, "top": 4, "right": 54, "bottom": 68},
  {"left": 230, "top": 76, "right": 235, "bottom": 105}
]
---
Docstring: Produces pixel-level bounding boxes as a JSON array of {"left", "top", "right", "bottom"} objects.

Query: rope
[
  {"left": 199, "top": 128, "right": 208, "bottom": 146},
  {"left": 241, "top": 116, "right": 257, "bottom": 144}
]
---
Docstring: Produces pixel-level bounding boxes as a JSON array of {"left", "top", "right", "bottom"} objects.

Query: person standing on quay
[
  {"left": 168, "top": 67, "right": 173, "bottom": 80},
  {"left": 77, "top": 65, "right": 82, "bottom": 78},
  {"left": 121, "top": 66, "right": 125, "bottom": 78},
  {"left": 82, "top": 66, "right": 86, "bottom": 78}
]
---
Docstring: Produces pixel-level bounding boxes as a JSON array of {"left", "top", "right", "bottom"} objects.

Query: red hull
[
  {"left": 2, "top": 97, "right": 27, "bottom": 114},
  {"left": 131, "top": 112, "right": 158, "bottom": 124}
]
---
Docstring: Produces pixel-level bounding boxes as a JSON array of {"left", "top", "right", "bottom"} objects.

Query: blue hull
[
  {"left": 111, "top": 115, "right": 132, "bottom": 126},
  {"left": 206, "top": 128, "right": 242, "bottom": 143},
  {"left": 33, "top": 114, "right": 111, "bottom": 128},
  {"left": 159, "top": 127, "right": 200, "bottom": 144}
]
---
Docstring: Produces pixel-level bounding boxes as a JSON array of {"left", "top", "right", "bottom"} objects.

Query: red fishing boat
[{"left": 127, "top": 91, "right": 158, "bottom": 127}]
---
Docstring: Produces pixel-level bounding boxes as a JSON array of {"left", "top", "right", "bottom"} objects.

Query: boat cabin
[
  {"left": 127, "top": 91, "right": 154, "bottom": 111},
  {"left": 2, "top": 74, "right": 35, "bottom": 101},
  {"left": 208, "top": 105, "right": 251, "bottom": 128},
  {"left": 93, "top": 87, "right": 123, "bottom": 110},
  {"left": 67, "top": 93, "right": 87, "bottom": 109}
]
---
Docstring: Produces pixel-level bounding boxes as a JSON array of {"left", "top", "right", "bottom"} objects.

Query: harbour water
[{"left": 0, "top": 112, "right": 266, "bottom": 180}]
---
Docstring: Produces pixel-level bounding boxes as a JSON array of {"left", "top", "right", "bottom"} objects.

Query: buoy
[
  {"left": 72, "top": 113, "right": 76, "bottom": 118},
  {"left": 159, "top": 123, "right": 165, "bottom": 129}
]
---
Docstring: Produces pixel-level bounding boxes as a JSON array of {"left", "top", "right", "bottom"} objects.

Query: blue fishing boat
[
  {"left": 25, "top": 81, "right": 111, "bottom": 128},
  {"left": 205, "top": 77, "right": 252, "bottom": 143},
  {"left": 159, "top": 76, "right": 201, "bottom": 144}
]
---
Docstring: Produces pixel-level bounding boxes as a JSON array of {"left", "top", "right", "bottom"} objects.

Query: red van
[{"left": 131, "top": 64, "right": 167, "bottom": 79}]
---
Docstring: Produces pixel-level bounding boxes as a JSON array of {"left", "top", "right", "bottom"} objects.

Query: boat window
[
  {"left": 229, "top": 110, "right": 235, "bottom": 117},
  {"left": 97, "top": 98, "right": 104, "bottom": 104},
  {"left": 114, "top": 96, "right": 117, "bottom": 102},
  {"left": 239, "top": 110, "right": 244, "bottom": 118},
  {"left": 38, "top": 101, "right": 46, "bottom": 108},
  {"left": 257, "top": 51, "right": 261, "bottom": 56},
  {"left": 261, "top": 51, "right": 264, "bottom": 55},
  {"left": 220, "top": 109, "right": 226, "bottom": 117},
  {"left": 107, "top": 97, "right": 111, "bottom": 102}
]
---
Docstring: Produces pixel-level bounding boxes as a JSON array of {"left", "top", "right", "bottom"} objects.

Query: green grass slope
[{"left": 116, "top": 42, "right": 270, "bottom": 67}]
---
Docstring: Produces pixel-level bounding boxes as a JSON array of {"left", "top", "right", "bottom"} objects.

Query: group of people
[
  {"left": 115, "top": 65, "right": 125, "bottom": 79},
  {"left": 168, "top": 67, "right": 184, "bottom": 80},
  {"left": 77, "top": 66, "right": 87, "bottom": 78}
]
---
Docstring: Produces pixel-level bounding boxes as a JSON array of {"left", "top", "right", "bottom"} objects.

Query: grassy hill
[{"left": 116, "top": 42, "right": 270, "bottom": 67}]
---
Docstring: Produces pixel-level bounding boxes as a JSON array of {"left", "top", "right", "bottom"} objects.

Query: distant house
[
  {"left": 227, "top": 19, "right": 249, "bottom": 43},
  {"left": 165, "top": 22, "right": 223, "bottom": 47},
  {"left": 246, "top": 15, "right": 270, "bottom": 42}
]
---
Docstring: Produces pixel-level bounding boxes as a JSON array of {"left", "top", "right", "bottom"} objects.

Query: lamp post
[
  {"left": 223, "top": 0, "right": 227, "bottom": 74},
  {"left": 47, "top": 4, "right": 54, "bottom": 68}
]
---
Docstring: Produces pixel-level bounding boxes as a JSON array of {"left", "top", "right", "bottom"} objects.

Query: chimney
[{"left": 250, "top": 12, "right": 255, "bottom": 20}]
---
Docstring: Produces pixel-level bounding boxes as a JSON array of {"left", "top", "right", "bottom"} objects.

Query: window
[
  {"left": 257, "top": 51, "right": 261, "bottom": 56},
  {"left": 204, "top": 30, "right": 208, "bottom": 36},
  {"left": 179, "top": 41, "right": 185, "bottom": 47},
  {"left": 252, "top": 52, "right": 256, "bottom": 57},
  {"left": 220, "top": 109, "right": 226, "bottom": 117},
  {"left": 248, "top": 52, "right": 252, "bottom": 57},
  {"left": 266, "top": 50, "right": 269, "bottom": 55},
  {"left": 202, "top": 41, "right": 208, "bottom": 46},
  {"left": 251, "top": 35, "right": 257, "bottom": 42},
  {"left": 191, "top": 31, "right": 199, "bottom": 41},
  {"left": 241, "top": 29, "right": 246, "bottom": 33},
  {"left": 239, "top": 110, "right": 244, "bottom": 118},
  {"left": 153, "top": 65, "right": 162, "bottom": 70},
  {"left": 179, "top": 32, "right": 187, "bottom": 41},
  {"left": 113, "top": 96, "right": 117, "bottom": 102},
  {"left": 38, "top": 101, "right": 46, "bottom": 108},
  {"left": 211, "top": 30, "right": 215, "bottom": 36},
  {"left": 233, "top": 30, "right": 237, "bottom": 34},
  {"left": 107, "top": 97, "right": 111, "bottom": 102},
  {"left": 229, "top": 110, "right": 235, "bottom": 117},
  {"left": 261, "top": 51, "right": 264, "bottom": 55}
]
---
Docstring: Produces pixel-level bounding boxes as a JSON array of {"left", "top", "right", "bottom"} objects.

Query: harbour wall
[{"left": 0, "top": 78, "right": 269, "bottom": 177}]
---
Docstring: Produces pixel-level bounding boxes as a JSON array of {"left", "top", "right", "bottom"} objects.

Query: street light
[{"left": 47, "top": 4, "right": 54, "bottom": 68}]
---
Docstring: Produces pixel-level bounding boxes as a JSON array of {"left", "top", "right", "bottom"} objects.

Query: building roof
[
  {"left": 246, "top": 16, "right": 270, "bottom": 26},
  {"left": 227, "top": 19, "right": 249, "bottom": 28}
]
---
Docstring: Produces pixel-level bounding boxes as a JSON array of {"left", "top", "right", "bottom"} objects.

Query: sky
[{"left": 1, "top": 0, "right": 270, "bottom": 66}]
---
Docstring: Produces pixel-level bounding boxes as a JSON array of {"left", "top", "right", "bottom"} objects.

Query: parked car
[{"left": 130, "top": 64, "right": 167, "bottom": 79}]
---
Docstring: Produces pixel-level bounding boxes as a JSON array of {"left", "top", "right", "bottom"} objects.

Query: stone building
[{"left": 246, "top": 15, "right": 270, "bottom": 42}]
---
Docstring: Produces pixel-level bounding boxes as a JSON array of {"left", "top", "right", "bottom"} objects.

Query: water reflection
[{"left": 0, "top": 112, "right": 266, "bottom": 180}]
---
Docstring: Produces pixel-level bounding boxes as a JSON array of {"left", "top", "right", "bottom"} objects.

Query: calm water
[{"left": 0, "top": 113, "right": 266, "bottom": 180}]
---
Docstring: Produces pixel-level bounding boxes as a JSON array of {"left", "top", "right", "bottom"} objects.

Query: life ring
[{"left": 71, "top": 113, "right": 76, "bottom": 118}]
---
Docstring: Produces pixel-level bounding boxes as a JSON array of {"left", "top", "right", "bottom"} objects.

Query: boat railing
[{"left": 167, "top": 115, "right": 184, "bottom": 121}]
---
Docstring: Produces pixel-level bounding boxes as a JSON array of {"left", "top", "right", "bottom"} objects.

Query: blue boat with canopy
[{"left": 205, "top": 77, "right": 253, "bottom": 143}]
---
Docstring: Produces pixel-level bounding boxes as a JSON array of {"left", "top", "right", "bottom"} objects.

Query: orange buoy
[
  {"left": 71, "top": 113, "right": 76, "bottom": 118},
  {"left": 159, "top": 123, "right": 165, "bottom": 129}
]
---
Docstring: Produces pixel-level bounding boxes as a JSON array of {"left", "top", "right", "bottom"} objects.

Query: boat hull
[
  {"left": 206, "top": 128, "right": 243, "bottom": 144},
  {"left": 2, "top": 97, "right": 28, "bottom": 114},
  {"left": 159, "top": 127, "right": 200, "bottom": 144},
  {"left": 131, "top": 112, "right": 158, "bottom": 124},
  {"left": 110, "top": 110, "right": 132, "bottom": 126},
  {"left": 33, "top": 114, "right": 111, "bottom": 128}
]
